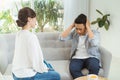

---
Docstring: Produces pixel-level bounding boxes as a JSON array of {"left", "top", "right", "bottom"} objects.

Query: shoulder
[
  {"left": 29, "top": 32, "right": 37, "bottom": 40},
  {"left": 92, "top": 30, "right": 100, "bottom": 34},
  {"left": 22, "top": 31, "right": 37, "bottom": 40}
]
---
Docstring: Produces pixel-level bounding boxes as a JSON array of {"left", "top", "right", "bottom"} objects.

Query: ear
[{"left": 28, "top": 17, "right": 32, "bottom": 22}]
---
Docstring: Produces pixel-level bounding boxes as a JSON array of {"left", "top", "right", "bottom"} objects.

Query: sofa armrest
[
  {"left": 0, "top": 52, "right": 9, "bottom": 74},
  {"left": 0, "top": 36, "right": 9, "bottom": 74},
  {"left": 0, "top": 71, "right": 4, "bottom": 80},
  {"left": 99, "top": 46, "right": 112, "bottom": 78}
]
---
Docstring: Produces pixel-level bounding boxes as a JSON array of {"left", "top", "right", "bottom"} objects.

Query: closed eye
[{"left": 76, "top": 28, "right": 82, "bottom": 30}]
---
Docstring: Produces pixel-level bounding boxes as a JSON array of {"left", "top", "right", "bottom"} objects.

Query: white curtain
[{"left": 63, "top": 0, "right": 89, "bottom": 28}]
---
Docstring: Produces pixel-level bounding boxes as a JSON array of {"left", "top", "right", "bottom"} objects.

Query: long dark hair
[{"left": 16, "top": 7, "right": 36, "bottom": 27}]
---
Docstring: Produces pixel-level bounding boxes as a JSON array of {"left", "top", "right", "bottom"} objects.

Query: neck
[{"left": 22, "top": 24, "right": 31, "bottom": 30}]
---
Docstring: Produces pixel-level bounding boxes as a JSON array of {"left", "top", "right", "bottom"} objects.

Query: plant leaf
[
  {"left": 104, "top": 22, "right": 109, "bottom": 30},
  {"left": 91, "top": 20, "right": 98, "bottom": 24},
  {"left": 107, "top": 19, "right": 110, "bottom": 26},
  {"left": 96, "top": 9, "right": 103, "bottom": 15},
  {"left": 97, "top": 18, "right": 101, "bottom": 22},
  {"left": 103, "top": 14, "right": 110, "bottom": 21},
  {"left": 98, "top": 20, "right": 105, "bottom": 27},
  {"left": 102, "top": 15, "right": 107, "bottom": 21}
]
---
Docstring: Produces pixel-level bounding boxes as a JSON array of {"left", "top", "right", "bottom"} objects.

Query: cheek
[
  {"left": 30, "top": 22, "right": 36, "bottom": 28},
  {"left": 76, "top": 30, "right": 81, "bottom": 34},
  {"left": 81, "top": 28, "right": 85, "bottom": 32},
  {"left": 33, "top": 20, "right": 36, "bottom": 25}
]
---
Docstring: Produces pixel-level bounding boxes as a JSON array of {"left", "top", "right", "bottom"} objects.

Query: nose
[{"left": 77, "top": 30, "right": 81, "bottom": 33}]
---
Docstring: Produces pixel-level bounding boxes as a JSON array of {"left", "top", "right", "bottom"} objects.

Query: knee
[
  {"left": 69, "top": 65, "right": 77, "bottom": 73},
  {"left": 51, "top": 71, "right": 61, "bottom": 80},
  {"left": 69, "top": 63, "right": 78, "bottom": 71},
  {"left": 55, "top": 72, "right": 60, "bottom": 80},
  {"left": 88, "top": 64, "right": 100, "bottom": 75},
  {"left": 88, "top": 59, "right": 99, "bottom": 70},
  {"left": 89, "top": 64, "right": 99, "bottom": 71}
]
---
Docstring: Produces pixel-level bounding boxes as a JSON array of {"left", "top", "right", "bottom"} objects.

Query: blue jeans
[
  {"left": 13, "top": 61, "right": 60, "bottom": 80},
  {"left": 69, "top": 57, "right": 100, "bottom": 79},
  {"left": 13, "top": 71, "right": 60, "bottom": 80}
]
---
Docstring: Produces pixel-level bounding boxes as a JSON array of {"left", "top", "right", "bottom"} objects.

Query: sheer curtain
[{"left": 63, "top": 0, "right": 89, "bottom": 28}]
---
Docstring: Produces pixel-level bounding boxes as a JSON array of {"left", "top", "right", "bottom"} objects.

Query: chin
[
  {"left": 79, "top": 33, "right": 85, "bottom": 36},
  {"left": 32, "top": 26, "right": 35, "bottom": 28},
  {"left": 78, "top": 33, "right": 82, "bottom": 35}
]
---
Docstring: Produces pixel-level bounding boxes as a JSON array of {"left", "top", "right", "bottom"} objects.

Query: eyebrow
[{"left": 76, "top": 28, "right": 82, "bottom": 30}]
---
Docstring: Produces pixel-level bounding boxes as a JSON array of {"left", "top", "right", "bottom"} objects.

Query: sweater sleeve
[
  {"left": 59, "top": 29, "right": 75, "bottom": 41},
  {"left": 27, "top": 34, "right": 48, "bottom": 73},
  {"left": 88, "top": 30, "right": 100, "bottom": 47}
]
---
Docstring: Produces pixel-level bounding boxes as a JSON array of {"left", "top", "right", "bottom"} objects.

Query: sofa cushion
[
  {"left": 42, "top": 48, "right": 71, "bottom": 60},
  {"left": 0, "top": 34, "right": 15, "bottom": 64},
  {"left": 4, "top": 60, "right": 72, "bottom": 80},
  {"left": 3, "top": 75, "right": 13, "bottom": 80},
  {"left": 48, "top": 60, "right": 72, "bottom": 80},
  {"left": 4, "top": 64, "right": 12, "bottom": 75},
  {"left": 4, "top": 60, "right": 104, "bottom": 80},
  {"left": 36, "top": 32, "right": 72, "bottom": 61},
  {"left": 0, "top": 32, "right": 112, "bottom": 80},
  {"left": 2, "top": 64, "right": 13, "bottom": 80},
  {"left": 0, "top": 35, "right": 9, "bottom": 74}
]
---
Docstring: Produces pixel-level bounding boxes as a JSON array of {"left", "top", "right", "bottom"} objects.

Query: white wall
[
  {"left": 63, "top": 0, "right": 89, "bottom": 28},
  {"left": 90, "top": 0, "right": 120, "bottom": 58}
]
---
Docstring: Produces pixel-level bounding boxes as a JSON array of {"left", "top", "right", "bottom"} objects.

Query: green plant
[
  {"left": 0, "top": 10, "right": 17, "bottom": 33},
  {"left": 0, "top": 0, "right": 63, "bottom": 34},
  {"left": 91, "top": 9, "right": 110, "bottom": 30},
  {"left": 14, "top": 0, "right": 31, "bottom": 12},
  {"left": 0, "top": 0, "right": 32, "bottom": 34},
  {"left": 34, "top": 0, "right": 63, "bottom": 32}
]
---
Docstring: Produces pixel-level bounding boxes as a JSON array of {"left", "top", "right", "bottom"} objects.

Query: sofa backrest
[
  {"left": 0, "top": 34, "right": 16, "bottom": 64},
  {"left": 0, "top": 32, "right": 112, "bottom": 77},
  {"left": 0, "top": 32, "right": 72, "bottom": 73},
  {"left": 36, "top": 32, "right": 72, "bottom": 60},
  {"left": 0, "top": 32, "right": 72, "bottom": 64},
  {"left": 0, "top": 33, "right": 16, "bottom": 74}
]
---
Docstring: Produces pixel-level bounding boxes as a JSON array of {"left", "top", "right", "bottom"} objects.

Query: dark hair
[
  {"left": 16, "top": 7, "right": 36, "bottom": 27},
  {"left": 74, "top": 14, "right": 87, "bottom": 27}
]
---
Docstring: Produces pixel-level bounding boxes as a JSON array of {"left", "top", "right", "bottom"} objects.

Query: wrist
[
  {"left": 86, "top": 26, "right": 91, "bottom": 31},
  {"left": 70, "top": 25, "right": 74, "bottom": 29}
]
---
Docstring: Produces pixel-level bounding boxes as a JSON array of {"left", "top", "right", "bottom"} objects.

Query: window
[
  {"left": 0, "top": 0, "right": 89, "bottom": 34},
  {"left": 0, "top": 0, "right": 64, "bottom": 33}
]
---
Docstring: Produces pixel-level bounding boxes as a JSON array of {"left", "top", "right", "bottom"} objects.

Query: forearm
[
  {"left": 88, "top": 30, "right": 100, "bottom": 47},
  {"left": 86, "top": 20, "right": 94, "bottom": 39},
  {"left": 87, "top": 27, "right": 94, "bottom": 39},
  {"left": 61, "top": 24, "right": 74, "bottom": 38}
]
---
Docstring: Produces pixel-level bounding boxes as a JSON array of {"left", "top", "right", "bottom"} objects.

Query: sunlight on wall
[
  {"left": 0, "top": 0, "right": 12, "bottom": 10},
  {"left": 0, "top": 0, "right": 64, "bottom": 33},
  {"left": 0, "top": 0, "right": 29, "bottom": 11}
]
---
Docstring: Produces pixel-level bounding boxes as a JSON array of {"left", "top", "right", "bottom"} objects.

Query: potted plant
[{"left": 91, "top": 9, "right": 110, "bottom": 30}]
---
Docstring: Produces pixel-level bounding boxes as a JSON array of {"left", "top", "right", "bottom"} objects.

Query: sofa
[{"left": 0, "top": 32, "right": 112, "bottom": 80}]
